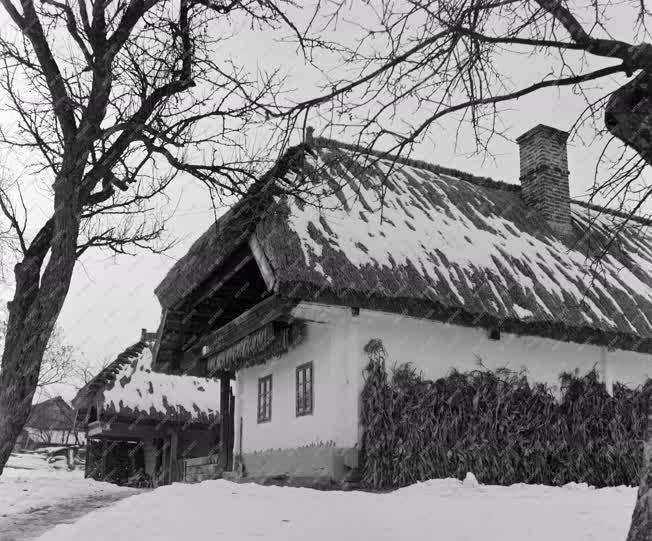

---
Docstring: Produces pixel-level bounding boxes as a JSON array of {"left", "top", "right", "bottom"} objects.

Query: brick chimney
[
  {"left": 140, "top": 328, "right": 157, "bottom": 344},
  {"left": 516, "top": 125, "right": 572, "bottom": 237}
]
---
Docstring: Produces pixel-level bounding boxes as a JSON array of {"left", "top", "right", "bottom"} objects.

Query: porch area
[{"left": 85, "top": 420, "right": 221, "bottom": 486}]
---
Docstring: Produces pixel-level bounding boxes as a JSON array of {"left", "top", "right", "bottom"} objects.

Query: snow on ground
[
  {"left": 1, "top": 452, "right": 132, "bottom": 517},
  {"left": 34, "top": 476, "right": 637, "bottom": 541}
]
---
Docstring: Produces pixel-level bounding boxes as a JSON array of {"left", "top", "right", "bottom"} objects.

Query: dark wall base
[{"left": 240, "top": 445, "right": 357, "bottom": 484}]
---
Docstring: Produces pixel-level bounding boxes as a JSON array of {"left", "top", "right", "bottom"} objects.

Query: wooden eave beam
[
  {"left": 181, "top": 288, "right": 271, "bottom": 352},
  {"left": 88, "top": 421, "right": 184, "bottom": 440},
  {"left": 248, "top": 233, "right": 276, "bottom": 292},
  {"left": 199, "top": 294, "right": 299, "bottom": 361}
]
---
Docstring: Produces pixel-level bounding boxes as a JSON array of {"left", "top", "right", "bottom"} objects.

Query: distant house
[
  {"left": 73, "top": 331, "right": 222, "bottom": 486},
  {"left": 17, "top": 396, "right": 83, "bottom": 450},
  {"left": 150, "top": 124, "right": 652, "bottom": 486}
]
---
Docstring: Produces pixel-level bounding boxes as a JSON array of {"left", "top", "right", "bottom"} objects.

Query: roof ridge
[
  {"left": 571, "top": 199, "right": 652, "bottom": 227},
  {"left": 53, "top": 396, "right": 75, "bottom": 421},
  {"left": 80, "top": 340, "right": 147, "bottom": 398},
  {"left": 313, "top": 136, "right": 520, "bottom": 193},
  {"left": 313, "top": 136, "right": 651, "bottom": 227}
]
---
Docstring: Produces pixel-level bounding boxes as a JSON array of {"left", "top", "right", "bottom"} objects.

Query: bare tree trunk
[
  {"left": 625, "top": 400, "right": 652, "bottom": 541},
  {"left": 605, "top": 77, "right": 652, "bottom": 540},
  {"left": 0, "top": 343, "right": 49, "bottom": 471},
  {"left": 0, "top": 291, "right": 75, "bottom": 473},
  {"left": 605, "top": 72, "right": 652, "bottom": 165},
  {"left": 0, "top": 174, "right": 80, "bottom": 475},
  {"left": 0, "top": 318, "right": 72, "bottom": 474}
]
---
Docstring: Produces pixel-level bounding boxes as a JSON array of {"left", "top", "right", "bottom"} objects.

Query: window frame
[
  {"left": 257, "top": 375, "right": 272, "bottom": 423},
  {"left": 296, "top": 361, "right": 314, "bottom": 417}
]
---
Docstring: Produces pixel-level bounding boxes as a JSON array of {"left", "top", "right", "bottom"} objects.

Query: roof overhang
[
  {"left": 153, "top": 238, "right": 277, "bottom": 373},
  {"left": 278, "top": 281, "right": 652, "bottom": 355},
  {"left": 200, "top": 294, "right": 299, "bottom": 374},
  {"left": 153, "top": 294, "right": 298, "bottom": 376},
  {"left": 87, "top": 420, "right": 177, "bottom": 440}
]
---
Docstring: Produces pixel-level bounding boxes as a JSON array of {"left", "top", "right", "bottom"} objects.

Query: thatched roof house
[
  {"left": 74, "top": 333, "right": 222, "bottom": 486},
  {"left": 154, "top": 128, "right": 652, "bottom": 373},
  {"left": 27, "top": 396, "right": 76, "bottom": 431},
  {"left": 150, "top": 124, "right": 652, "bottom": 485},
  {"left": 16, "top": 396, "right": 82, "bottom": 449}
]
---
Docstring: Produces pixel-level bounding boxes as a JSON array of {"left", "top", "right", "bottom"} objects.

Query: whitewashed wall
[
  {"left": 235, "top": 321, "right": 339, "bottom": 454},
  {"left": 350, "top": 308, "right": 651, "bottom": 392},
  {"left": 234, "top": 303, "right": 652, "bottom": 455},
  {"left": 23, "top": 426, "right": 87, "bottom": 446}
]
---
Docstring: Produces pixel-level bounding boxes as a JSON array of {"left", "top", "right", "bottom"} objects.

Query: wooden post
[
  {"left": 219, "top": 372, "right": 235, "bottom": 471},
  {"left": 162, "top": 440, "right": 170, "bottom": 485},
  {"left": 101, "top": 439, "right": 108, "bottom": 481},
  {"left": 227, "top": 393, "right": 235, "bottom": 471},
  {"left": 238, "top": 415, "right": 243, "bottom": 474},
  {"left": 84, "top": 440, "right": 94, "bottom": 479},
  {"left": 169, "top": 430, "right": 178, "bottom": 483},
  {"left": 219, "top": 374, "right": 229, "bottom": 470},
  {"left": 143, "top": 437, "right": 156, "bottom": 479},
  {"left": 66, "top": 447, "right": 75, "bottom": 470}
]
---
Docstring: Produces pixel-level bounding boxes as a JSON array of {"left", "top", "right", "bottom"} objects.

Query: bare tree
[
  {"left": 265, "top": 2, "right": 652, "bottom": 538},
  {"left": 276, "top": 1, "right": 652, "bottom": 214},
  {"left": 38, "top": 327, "right": 77, "bottom": 389},
  {"left": 0, "top": 309, "right": 76, "bottom": 389},
  {"left": 0, "top": 0, "right": 308, "bottom": 475},
  {"left": 71, "top": 353, "right": 113, "bottom": 389}
]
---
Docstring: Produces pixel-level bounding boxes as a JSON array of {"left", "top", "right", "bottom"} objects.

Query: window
[
  {"left": 296, "top": 362, "right": 314, "bottom": 416},
  {"left": 257, "top": 375, "right": 272, "bottom": 423}
]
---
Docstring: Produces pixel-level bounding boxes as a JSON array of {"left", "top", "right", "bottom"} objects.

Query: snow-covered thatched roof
[
  {"left": 155, "top": 138, "right": 652, "bottom": 353},
  {"left": 75, "top": 341, "right": 220, "bottom": 424},
  {"left": 27, "top": 396, "right": 76, "bottom": 431}
]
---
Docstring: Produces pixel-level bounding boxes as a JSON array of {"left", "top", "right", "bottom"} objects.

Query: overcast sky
[{"left": 2, "top": 2, "right": 648, "bottom": 402}]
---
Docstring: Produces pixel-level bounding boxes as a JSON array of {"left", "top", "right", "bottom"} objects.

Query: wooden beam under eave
[
  {"left": 89, "top": 421, "right": 180, "bottom": 441},
  {"left": 199, "top": 294, "right": 298, "bottom": 359},
  {"left": 249, "top": 233, "right": 276, "bottom": 292},
  {"left": 181, "top": 288, "right": 271, "bottom": 352}
]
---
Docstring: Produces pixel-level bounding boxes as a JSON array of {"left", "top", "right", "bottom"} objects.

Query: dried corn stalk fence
[{"left": 360, "top": 339, "right": 652, "bottom": 490}]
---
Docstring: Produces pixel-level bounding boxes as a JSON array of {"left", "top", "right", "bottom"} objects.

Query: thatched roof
[
  {"left": 75, "top": 340, "right": 220, "bottom": 424},
  {"left": 27, "top": 396, "right": 75, "bottom": 431},
  {"left": 154, "top": 142, "right": 314, "bottom": 310},
  {"left": 155, "top": 138, "right": 652, "bottom": 353}
]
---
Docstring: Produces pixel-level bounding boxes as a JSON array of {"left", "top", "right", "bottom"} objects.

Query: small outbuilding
[
  {"left": 73, "top": 331, "right": 222, "bottom": 486},
  {"left": 16, "top": 396, "right": 84, "bottom": 450}
]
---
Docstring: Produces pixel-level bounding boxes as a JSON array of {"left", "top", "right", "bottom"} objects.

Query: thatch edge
[
  {"left": 206, "top": 321, "right": 306, "bottom": 373},
  {"left": 277, "top": 282, "right": 652, "bottom": 355}
]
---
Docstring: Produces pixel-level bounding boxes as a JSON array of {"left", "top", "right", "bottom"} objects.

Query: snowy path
[
  {"left": 0, "top": 453, "right": 141, "bottom": 541},
  {"left": 0, "top": 488, "right": 141, "bottom": 541}
]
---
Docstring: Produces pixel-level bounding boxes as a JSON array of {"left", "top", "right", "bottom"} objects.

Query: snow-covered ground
[
  {"left": 1, "top": 452, "right": 133, "bottom": 517},
  {"left": 33, "top": 475, "right": 637, "bottom": 541}
]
